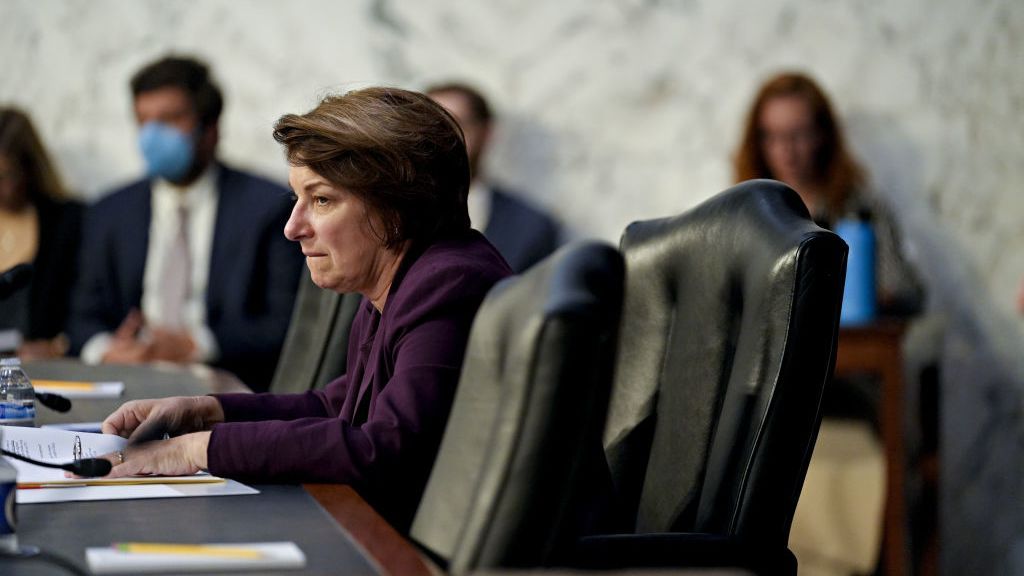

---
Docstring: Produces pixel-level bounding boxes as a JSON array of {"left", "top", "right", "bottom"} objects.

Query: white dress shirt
[
  {"left": 80, "top": 166, "right": 221, "bottom": 364},
  {"left": 467, "top": 180, "right": 493, "bottom": 233}
]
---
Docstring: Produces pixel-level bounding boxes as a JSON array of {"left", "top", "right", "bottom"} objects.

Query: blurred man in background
[
  {"left": 67, "top": 55, "right": 302, "bottom": 391},
  {"left": 428, "top": 82, "right": 560, "bottom": 272}
]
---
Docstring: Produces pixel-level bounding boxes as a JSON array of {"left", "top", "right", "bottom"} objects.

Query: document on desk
[
  {"left": 31, "top": 378, "right": 125, "bottom": 398},
  {"left": 86, "top": 541, "right": 307, "bottom": 573},
  {"left": 2, "top": 423, "right": 125, "bottom": 464},
  {"left": 1, "top": 425, "right": 258, "bottom": 503}
]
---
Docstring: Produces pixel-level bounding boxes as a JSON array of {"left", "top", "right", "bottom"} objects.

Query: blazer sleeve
[
  {"left": 206, "top": 298, "right": 471, "bottom": 485},
  {"left": 213, "top": 385, "right": 336, "bottom": 422},
  {"left": 204, "top": 252, "right": 504, "bottom": 488}
]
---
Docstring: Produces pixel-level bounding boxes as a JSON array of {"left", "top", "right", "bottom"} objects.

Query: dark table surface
[
  {"left": 23, "top": 358, "right": 250, "bottom": 426},
  {"left": 2, "top": 359, "right": 381, "bottom": 576}
]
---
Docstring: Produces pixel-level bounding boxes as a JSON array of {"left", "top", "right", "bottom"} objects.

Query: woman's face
[
  {"left": 758, "top": 94, "right": 821, "bottom": 187},
  {"left": 284, "top": 165, "right": 392, "bottom": 295},
  {"left": 0, "top": 154, "right": 25, "bottom": 210}
]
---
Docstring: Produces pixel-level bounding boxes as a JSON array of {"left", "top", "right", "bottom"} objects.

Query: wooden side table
[{"left": 834, "top": 321, "right": 908, "bottom": 576}]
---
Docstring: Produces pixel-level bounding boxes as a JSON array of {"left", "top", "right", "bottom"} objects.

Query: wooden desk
[
  {"left": 306, "top": 484, "right": 433, "bottom": 576},
  {"left": 834, "top": 322, "right": 907, "bottom": 576},
  {"left": 3, "top": 360, "right": 431, "bottom": 576}
]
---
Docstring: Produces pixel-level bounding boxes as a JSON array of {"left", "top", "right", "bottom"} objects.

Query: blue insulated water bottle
[{"left": 835, "top": 214, "right": 876, "bottom": 326}]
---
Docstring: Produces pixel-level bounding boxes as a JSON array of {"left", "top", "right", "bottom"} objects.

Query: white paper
[
  {"left": 1, "top": 425, "right": 258, "bottom": 503},
  {"left": 1, "top": 424, "right": 126, "bottom": 469},
  {"left": 32, "top": 380, "right": 125, "bottom": 398},
  {"left": 87, "top": 541, "right": 306, "bottom": 574}
]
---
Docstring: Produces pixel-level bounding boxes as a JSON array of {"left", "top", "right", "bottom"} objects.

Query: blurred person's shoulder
[
  {"left": 33, "top": 194, "right": 84, "bottom": 239},
  {"left": 218, "top": 163, "right": 288, "bottom": 196},
  {"left": 89, "top": 176, "right": 152, "bottom": 217},
  {"left": 492, "top": 186, "right": 558, "bottom": 232},
  {"left": 216, "top": 163, "right": 291, "bottom": 217}
]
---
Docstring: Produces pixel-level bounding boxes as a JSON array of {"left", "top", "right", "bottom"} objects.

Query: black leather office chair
[
  {"left": 580, "top": 180, "right": 847, "bottom": 574},
  {"left": 269, "top": 272, "right": 362, "bottom": 393},
  {"left": 411, "top": 241, "right": 624, "bottom": 575}
]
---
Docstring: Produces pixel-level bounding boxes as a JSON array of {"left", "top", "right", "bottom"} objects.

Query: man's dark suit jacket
[
  {"left": 483, "top": 187, "right": 560, "bottom": 273},
  {"left": 208, "top": 230, "right": 512, "bottom": 532},
  {"left": 67, "top": 163, "right": 303, "bottom": 390}
]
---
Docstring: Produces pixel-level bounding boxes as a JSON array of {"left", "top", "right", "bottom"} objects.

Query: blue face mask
[{"left": 138, "top": 122, "right": 196, "bottom": 182}]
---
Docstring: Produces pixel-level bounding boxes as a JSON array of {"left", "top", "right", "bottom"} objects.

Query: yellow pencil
[
  {"left": 113, "top": 542, "right": 264, "bottom": 559},
  {"left": 30, "top": 379, "right": 98, "bottom": 391},
  {"left": 18, "top": 477, "right": 225, "bottom": 489}
]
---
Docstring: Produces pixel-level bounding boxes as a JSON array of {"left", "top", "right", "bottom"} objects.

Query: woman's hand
[
  {"left": 102, "top": 432, "right": 211, "bottom": 479},
  {"left": 102, "top": 396, "right": 225, "bottom": 444}
]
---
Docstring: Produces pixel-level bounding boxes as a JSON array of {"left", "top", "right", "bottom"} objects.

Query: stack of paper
[{"left": 0, "top": 425, "right": 257, "bottom": 503}]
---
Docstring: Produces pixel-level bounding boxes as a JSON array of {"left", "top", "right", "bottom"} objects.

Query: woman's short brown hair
[
  {"left": 733, "top": 72, "right": 864, "bottom": 216},
  {"left": 273, "top": 87, "right": 471, "bottom": 248}
]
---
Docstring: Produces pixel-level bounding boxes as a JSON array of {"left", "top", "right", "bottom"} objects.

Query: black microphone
[
  {"left": 35, "top": 391, "right": 73, "bottom": 413},
  {"left": 1, "top": 448, "right": 113, "bottom": 477},
  {"left": 0, "top": 263, "right": 33, "bottom": 299}
]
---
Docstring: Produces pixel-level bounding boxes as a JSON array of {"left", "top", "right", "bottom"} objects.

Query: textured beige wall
[{"left": 1, "top": 0, "right": 1022, "bottom": 320}]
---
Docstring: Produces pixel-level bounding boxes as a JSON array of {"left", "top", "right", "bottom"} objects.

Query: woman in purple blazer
[{"left": 99, "top": 87, "right": 513, "bottom": 531}]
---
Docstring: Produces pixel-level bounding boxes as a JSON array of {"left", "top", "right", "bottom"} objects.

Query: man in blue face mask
[{"left": 67, "top": 56, "right": 304, "bottom": 391}]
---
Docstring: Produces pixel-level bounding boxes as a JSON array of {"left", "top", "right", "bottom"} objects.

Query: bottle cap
[{"left": 0, "top": 358, "right": 21, "bottom": 367}]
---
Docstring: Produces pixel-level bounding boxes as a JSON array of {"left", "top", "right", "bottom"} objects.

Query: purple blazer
[{"left": 207, "top": 230, "right": 512, "bottom": 530}]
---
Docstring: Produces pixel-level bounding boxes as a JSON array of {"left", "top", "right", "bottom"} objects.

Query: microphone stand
[{"left": 1, "top": 449, "right": 112, "bottom": 477}]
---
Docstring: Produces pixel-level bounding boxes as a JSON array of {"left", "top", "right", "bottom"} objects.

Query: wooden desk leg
[{"left": 881, "top": 350, "right": 907, "bottom": 575}]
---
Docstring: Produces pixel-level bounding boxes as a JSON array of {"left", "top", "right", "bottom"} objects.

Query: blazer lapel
[
  {"left": 119, "top": 184, "right": 151, "bottom": 309},
  {"left": 207, "top": 166, "right": 237, "bottom": 314},
  {"left": 351, "top": 306, "right": 380, "bottom": 425}
]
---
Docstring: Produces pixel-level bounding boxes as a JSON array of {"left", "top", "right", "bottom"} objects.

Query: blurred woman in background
[
  {"left": 735, "top": 72, "right": 933, "bottom": 576},
  {"left": 734, "top": 71, "right": 923, "bottom": 314},
  {"left": 0, "top": 107, "right": 82, "bottom": 358}
]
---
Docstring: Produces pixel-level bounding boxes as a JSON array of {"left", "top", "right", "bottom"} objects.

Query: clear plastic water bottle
[
  {"left": 0, "top": 427, "right": 18, "bottom": 553},
  {"left": 0, "top": 357, "right": 35, "bottom": 427}
]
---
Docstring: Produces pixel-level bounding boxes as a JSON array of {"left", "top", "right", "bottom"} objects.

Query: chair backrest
[
  {"left": 602, "top": 180, "right": 847, "bottom": 548},
  {"left": 269, "top": 272, "right": 362, "bottom": 393},
  {"left": 411, "top": 241, "right": 624, "bottom": 574}
]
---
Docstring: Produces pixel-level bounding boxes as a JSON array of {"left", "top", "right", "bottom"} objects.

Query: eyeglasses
[{"left": 759, "top": 127, "right": 820, "bottom": 147}]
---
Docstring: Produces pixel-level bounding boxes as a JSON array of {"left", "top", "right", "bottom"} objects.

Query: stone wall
[{"left": 3, "top": 1, "right": 1023, "bottom": 572}]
